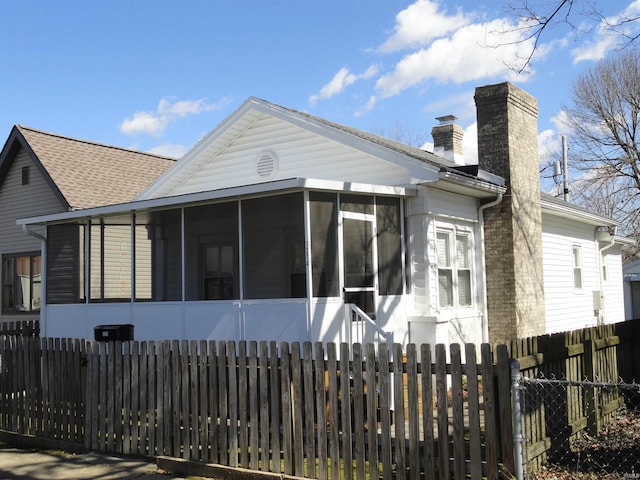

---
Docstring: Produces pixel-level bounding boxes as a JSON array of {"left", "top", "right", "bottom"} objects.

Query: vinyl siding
[
  {"left": 0, "top": 149, "right": 67, "bottom": 319},
  {"left": 0, "top": 149, "right": 66, "bottom": 254},
  {"left": 602, "top": 243, "right": 625, "bottom": 324},
  {"left": 170, "top": 115, "right": 413, "bottom": 196},
  {"left": 406, "top": 188, "right": 482, "bottom": 325},
  {"left": 542, "top": 213, "right": 601, "bottom": 333}
]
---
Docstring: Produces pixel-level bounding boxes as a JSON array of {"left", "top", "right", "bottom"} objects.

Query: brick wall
[{"left": 475, "top": 82, "right": 546, "bottom": 344}]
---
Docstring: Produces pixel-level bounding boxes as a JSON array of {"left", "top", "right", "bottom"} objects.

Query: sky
[{"left": 1, "top": 0, "right": 639, "bottom": 189}]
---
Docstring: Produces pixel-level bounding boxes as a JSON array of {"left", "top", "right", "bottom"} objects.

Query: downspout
[
  {"left": 22, "top": 224, "right": 47, "bottom": 337},
  {"left": 478, "top": 193, "right": 504, "bottom": 344},
  {"left": 597, "top": 227, "right": 617, "bottom": 325}
]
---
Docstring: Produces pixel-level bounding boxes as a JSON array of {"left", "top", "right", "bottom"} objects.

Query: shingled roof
[{"left": 1, "top": 126, "right": 176, "bottom": 210}]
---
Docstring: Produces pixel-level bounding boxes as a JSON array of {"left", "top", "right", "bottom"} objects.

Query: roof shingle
[{"left": 16, "top": 125, "right": 176, "bottom": 209}]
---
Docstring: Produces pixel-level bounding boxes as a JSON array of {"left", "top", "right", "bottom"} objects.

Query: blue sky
[{"left": 1, "top": 0, "right": 638, "bottom": 177}]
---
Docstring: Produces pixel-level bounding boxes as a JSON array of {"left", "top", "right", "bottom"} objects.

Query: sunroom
[{"left": 22, "top": 178, "right": 414, "bottom": 344}]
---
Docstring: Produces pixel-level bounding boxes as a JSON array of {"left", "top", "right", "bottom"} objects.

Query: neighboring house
[
  {"left": 0, "top": 126, "right": 175, "bottom": 323},
  {"left": 16, "top": 83, "right": 630, "bottom": 346},
  {"left": 623, "top": 259, "right": 640, "bottom": 319}
]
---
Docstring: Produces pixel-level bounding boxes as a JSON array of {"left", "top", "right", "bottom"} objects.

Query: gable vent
[{"left": 256, "top": 150, "right": 278, "bottom": 178}]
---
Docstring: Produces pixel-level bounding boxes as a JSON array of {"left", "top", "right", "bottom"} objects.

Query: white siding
[
  {"left": 405, "top": 187, "right": 485, "bottom": 345},
  {"left": 602, "top": 244, "right": 625, "bottom": 325},
  {"left": 542, "top": 213, "right": 602, "bottom": 333},
  {"left": 170, "top": 115, "right": 414, "bottom": 196}
]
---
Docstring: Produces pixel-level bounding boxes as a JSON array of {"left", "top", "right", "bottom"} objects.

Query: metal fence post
[{"left": 511, "top": 358, "right": 524, "bottom": 480}]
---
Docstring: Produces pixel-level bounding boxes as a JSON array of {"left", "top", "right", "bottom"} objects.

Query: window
[
  {"left": 573, "top": 245, "right": 583, "bottom": 290},
  {"left": 2, "top": 253, "right": 41, "bottom": 313},
  {"left": 185, "top": 202, "right": 239, "bottom": 301},
  {"left": 202, "top": 244, "right": 235, "bottom": 300},
  {"left": 377, "top": 197, "right": 403, "bottom": 296},
  {"left": 436, "top": 228, "right": 473, "bottom": 308},
  {"left": 242, "top": 193, "right": 306, "bottom": 299},
  {"left": 310, "top": 192, "right": 339, "bottom": 297}
]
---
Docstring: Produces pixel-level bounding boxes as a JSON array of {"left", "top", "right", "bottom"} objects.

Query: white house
[
  {"left": 623, "top": 259, "right": 640, "bottom": 320},
  {"left": 16, "top": 82, "right": 630, "bottom": 347}
]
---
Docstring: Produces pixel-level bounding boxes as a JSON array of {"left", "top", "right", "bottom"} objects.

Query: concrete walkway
[{"left": 0, "top": 445, "right": 187, "bottom": 480}]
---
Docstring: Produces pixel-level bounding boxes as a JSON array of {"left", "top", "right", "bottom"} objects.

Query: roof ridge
[{"left": 16, "top": 125, "right": 177, "bottom": 161}]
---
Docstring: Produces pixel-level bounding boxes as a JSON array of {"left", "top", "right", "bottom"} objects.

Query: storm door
[{"left": 340, "top": 195, "right": 377, "bottom": 320}]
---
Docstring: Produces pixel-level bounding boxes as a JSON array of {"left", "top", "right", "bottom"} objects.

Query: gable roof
[
  {"left": 138, "top": 96, "right": 504, "bottom": 200},
  {"left": 0, "top": 125, "right": 176, "bottom": 210}
]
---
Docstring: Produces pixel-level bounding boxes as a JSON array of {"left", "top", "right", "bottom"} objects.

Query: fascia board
[
  {"left": 541, "top": 198, "right": 618, "bottom": 227},
  {"left": 18, "top": 177, "right": 416, "bottom": 226},
  {"left": 434, "top": 170, "right": 507, "bottom": 198}
]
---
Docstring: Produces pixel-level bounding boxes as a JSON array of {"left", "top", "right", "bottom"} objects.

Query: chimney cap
[{"left": 436, "top": 115, "right": 458, "bottom": 124}]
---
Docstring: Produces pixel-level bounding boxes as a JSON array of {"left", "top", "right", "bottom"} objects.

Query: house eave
[
  {"left": 433, "top": 170, "right": 507, "bottom": 199},
  {"left": 540, "top": 197, "right": 618, "bottom": 227},
  {"left": 18, "top": 177, "right": 417, "bottom": 226}
]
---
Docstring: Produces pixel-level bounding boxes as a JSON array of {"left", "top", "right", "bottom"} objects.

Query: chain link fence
[{"left": 514, "top": 373, "right": 640, "bottom": 479}]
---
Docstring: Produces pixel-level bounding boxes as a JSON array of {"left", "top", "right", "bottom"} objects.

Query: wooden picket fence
[
  {"left": 509, "top": 319, "right": 640, "bottom": 472},
  {"left": 0, "top": 336, "right": 516, "bottom": 479},
  {"left": 0, "top": 320, "right": 39, "bottom": 337}
]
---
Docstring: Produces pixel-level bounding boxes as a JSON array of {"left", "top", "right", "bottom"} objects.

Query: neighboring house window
[
  {"left": 436, "top": 228, "right": 472, "bottom": 307},
  {"left": 573, "top": 245, "right": 583, "bottom": 290},
  {"left": 2, "top": 253, "right": 41, "bottom": 313},
  {"left": 203, "top": 244, "right": 235, "bottom": 300}
]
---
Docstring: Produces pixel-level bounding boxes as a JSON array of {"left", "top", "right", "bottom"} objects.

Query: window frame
[
  {"left": 2, "top": 251, "right": 42, "bottom": 313},
  {"left": 573, "top": 245, "right": 583, "bottom": 291},
  {"left": 435, "top": 224, "right": 474, "bottom": 309}
]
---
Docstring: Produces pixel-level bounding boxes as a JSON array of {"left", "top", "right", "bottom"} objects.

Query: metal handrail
[{"left": 346, "top": 303, "right": 394, "bottom": 347}]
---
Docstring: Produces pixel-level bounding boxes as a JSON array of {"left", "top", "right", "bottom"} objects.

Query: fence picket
[
  {"left": 7, "top": 319, "right": 633, "bottom": 480},
  {"left": 258, "top": 341, "right": 269, "bottom": 472},
  {"left": 314, "top": 342, "right": 328, "bottom": 480},
  {"left": 465, "top": 343, "right": 482, "bottom": 480},
  {"left": 248, "top": 341, "right": 259, "bottom": 470},
  {"left": 326, "top": 343, "right": 340, "bottom": 480},
  {"left": 365, "top": 343, "right": 378, "bottom": 480},
  {"left": 435, "top": 343, "right": 450, "bottom": 479},
  {"left": 451, "top": 343, "right": 465, "bottom": 480},
  {"left": 280, "top": 342, "right": 293, "bottom": 476},
  {"left": 302, "top": 342, "right": 316, "bottom": 479},
  {"left": 381, "top": 343, "right": 394, "bottom": 480},
  {"left": 237, "top": 341, "right": 248, "bottom": 468},
  {"left": 420, "top": 344, "right": 436, "bottom": 478}
]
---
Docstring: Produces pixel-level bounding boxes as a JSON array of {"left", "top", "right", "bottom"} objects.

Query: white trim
[{"left": 18, "top": 178, "right": 417, "bottom": 227}]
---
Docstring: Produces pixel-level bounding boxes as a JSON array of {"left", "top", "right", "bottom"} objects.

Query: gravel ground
[{"left": 529, "top": 408, "right": 640, "bottom": 479}]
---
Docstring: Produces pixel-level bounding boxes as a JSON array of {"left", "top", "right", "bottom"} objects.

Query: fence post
[
  {"left": 583, "top": 339, "right": 600, "bottom": 435},
  {"left": 511, "top": 359, "right": 524, "bottom": 480}
]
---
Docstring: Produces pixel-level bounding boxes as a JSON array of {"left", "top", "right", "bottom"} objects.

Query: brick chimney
[
  {"left": 475, "top": 82, "right": 545, "bottom": 344},
  {"left": 431, "top": 115, "right": 464, "bottom": 165}
]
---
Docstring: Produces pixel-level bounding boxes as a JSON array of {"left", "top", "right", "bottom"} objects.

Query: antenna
[{"left": 562, "top": 135, "right": 569, "bottom": 201}]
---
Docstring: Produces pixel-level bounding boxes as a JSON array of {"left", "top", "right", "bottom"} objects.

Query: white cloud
[
  {"left": 462, "top": 122, "right": 478, "bottom": 164},
  {"left": 309, "top": 65, "right": 379, "bottom": 106},
  {"left": 375, "top": 18, "right": 537, "bottom": 98},
  {"left": 572, "top": 1, "right": 640, "bottom": 64},
  {"left": 378, "top": 0, "right": 471, "bottom": 53},
  {"left": 147, "top": 143, "right": 189, "bottom": 158},
  {"left": 355, "top": 96, "right": 378, "bottom": 117},
  {"left": 120, "top": 96, "right": 232, "bottom": 137},
  {"left": 120, "top": 111, "right": 167, "bottom": 137},
  {"left": 572, "top": 37, "right": 617, "bottom": 64}
]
